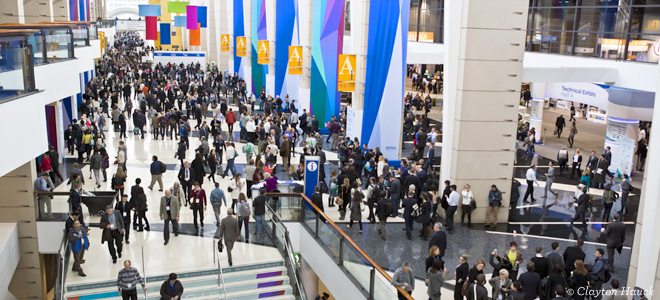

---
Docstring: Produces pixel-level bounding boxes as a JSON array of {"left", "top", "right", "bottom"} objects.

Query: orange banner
[
  {"left": 221, "top": 34, "right": 230, "bottom": 52},
  {"left": 337, "top": 54, "right": 356, "bottom": 91},
  {"left": 288, "top": 46, "right": 302, "bottom": 75},
  {"left": 189, "top": 23, "right": 200, "bottom": 46},
  {"left": 236, "top": 36, "right": 246, "bottom": 57},
  {"left": 258, "top": 40, "right": 269, "bottom": 64}
]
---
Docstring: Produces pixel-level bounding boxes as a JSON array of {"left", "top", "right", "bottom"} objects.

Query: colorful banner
[
  {"left": 221, "top": 34, "right": 231, "bottom": 52},
  {"left": 288, "top": 46, "right": 303, "bottom": 75},
  {"left": 189, "top": 23, "right": 201, "bottom": 46},
  {"left": 236, "top": 36, "right": 247, "bottom": 57},
  {"left": 251, "top": 0, "right": 268, "bottom": 94},
  {"left": 361, "top": 0, "right": 411, "bottom": 160},
  {"left": 275, "top": 0, "right": 301, "bottom": 100},
  {"left": 337, "top": 54, "right": 356, "bottom": 92},
  {"left": 160, "top": 23, "right": 171, "bottom": 44},
  {"left": 310, "top": 0, "right": 345, "bottom": 125},
  {"left": 138, "top": 4, "right": 162, "bottom": 16},
  {"left": 233, "top": 0, "right": 246, "bottom": 77},
  {"left": 186, "top": 6, "right": 198, "bottom": 30},
  {"left": 145, "top": 16, "right": 158, "bottom": 40},
  {"left": 198, "top": 6, "right": 208, "bottom": 28},
  {"left": 167, "top": 1, "right": 189, "bottom": 13},
  {"left": 173, "top": 16, "right": 187, "bottom": 27},
  {"left": 258, "top": 40, "right": 269, "bottom": 64},
  {"left": 69, "top": 0, "right": 90, "bottom": 21}
]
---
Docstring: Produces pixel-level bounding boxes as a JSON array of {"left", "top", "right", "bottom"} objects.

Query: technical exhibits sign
[
  {"left": 236, "top": 36, "right": 247, "bottom": 57},
  {"left": 221, "top": 34, "right": 230, "bottom": 52},
  {"left": 257, "top": 40, "right": 269, "bottom": 64},
  {"left": 288, "top": 46, "right": 303, "bottom": 75},
  {"left": 545, "top": 82, "right": 608, "bottom": 109},
  {"left": 337, "top": 54, "right": 356, "bottom": 92}
]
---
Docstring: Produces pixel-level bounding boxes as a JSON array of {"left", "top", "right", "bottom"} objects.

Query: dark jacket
[
  {"left": 389, "top": 179, "right": 401, "bottom": 198},
  {"left": 177, "top": 167, "right": 195, "bottom": 183},
  {"left": 602, "top": 220, "right": 626, "bottom": 249},
  {"left": 402, "top": 197, "right": 416, "bottom": 218},
  {"left": 416, "top": 200, "right": 432, "bottom": 224},
  {"left": 159, "top": 280, "right": 184, "bottom": 300},
  {"left": 456, "top": 262, "right": 469, "bottom": 283},
  {"left": 311, "top": 193, "right": 324, "bottom": 213},
  {"left": 253, "top": 195, "right": 267, "bottom": 215},
  {"left": 375, "top": 198, "right": 389, "bottom": 220},
  {"left": 531, "top": 256, "right": 551, "bottom": 278},
  {"left": 519, "top": 271, "right": 541, "bottom": 300},
  {"left": 464, "top": 283, "right": 489, "bottom": 300},
  {"left": 562, "top": 246, "right": 585, "bottom": 272},
  {"left": 100, "top": 210, "right": 125, "bottom": 244},
  {"left": 115, "top": 201, "right": 133, "bottom": 220},
  {"left": 575, "top": 194, "right": 590, "bottom": 213},
  {"left": 428, "top": 230, "right": 447, "bottom": 256}
]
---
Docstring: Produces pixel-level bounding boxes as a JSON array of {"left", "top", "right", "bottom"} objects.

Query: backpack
[
  {"left": 161, "top": 162, "right": 166, "bottom": 173},
  {"left": 369, "top": 184, "right": 381, "bottom": 203},
  {"left": 385, "top": 202, "right": 395, "bottom": 216},
  {"left": 599, "top": 265, "right": 612, "bottom": 283},
  {"left": 239, "top": 201, "right": 250, "bottom": 216},
  {"left": 539, "top": 277, "right": 552, "bottom": 300}
]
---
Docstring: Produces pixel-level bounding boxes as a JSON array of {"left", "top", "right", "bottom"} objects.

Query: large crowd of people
[{"left": 31, "top": 31, "right": 635, "bottom": 300}]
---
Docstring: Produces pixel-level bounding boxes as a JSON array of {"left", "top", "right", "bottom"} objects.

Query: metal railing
[
  {"left": 53, "top": 229, "right": 70, "bottom": 300},
  {"left": 213, "top": 238, "right": 228, "bottom": 300},
  {"left": 265, "top": 205, "right": 307, "bottom": 300},
  {"left": 265, "top": 193, "right": 414, "bottom": 300},
  {"left": 141, "top": 246, "right": 147, "bottom": 300}
]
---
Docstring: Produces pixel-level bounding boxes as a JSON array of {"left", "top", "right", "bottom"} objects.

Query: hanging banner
[
  {"left": 189, "top": 23, "right": 200, "bottom": 46},
  {"left": 337, "top": 54, "right": 356, "bottom": 92},
  {"left": 160, "top": 23, "right": 171, "bottom": 45},
  {"left": 167, "top": 1, "right": 189, "bottom": 13},
  {"left": 145, "top": 16, "right": 158, "bottom": 40},
  {"left": 236, "top": 36, "right": 247, "bottom": 57},
  {"left": 186, "top": 6, "right": 198, "bottom": 30},
  {"left": 257, "top": 40, "right": 269, "bottom": 64},
  {"left": 288, "top": 46, "right": 302, "bottom": 75},
  {"left": 221, "top": 34, "right": 230, "bottom": 52}
]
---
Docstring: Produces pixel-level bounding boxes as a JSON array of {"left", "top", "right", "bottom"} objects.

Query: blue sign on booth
[{"left": 304, "top": 156, "right": 320, "bottom": 200}]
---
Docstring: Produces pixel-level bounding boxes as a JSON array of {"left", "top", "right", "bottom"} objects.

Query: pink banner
[
  {"left": 145, "top": 16, "right": 157, "bottom": 40},
  {"left": 186, "top": 6, "right": 198, "bottom": 30}
]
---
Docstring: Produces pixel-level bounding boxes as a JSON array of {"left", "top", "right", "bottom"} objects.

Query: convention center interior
[{"left": 1, "top": 0, "right": 660, "bottom": 299}]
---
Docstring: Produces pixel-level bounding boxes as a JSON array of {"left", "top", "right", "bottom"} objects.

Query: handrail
[
  {"left": 266, "top": 193, "right": 414, "bottom": 300},
  {"left": 215, "top": 239, "right": 228, "bottom": 300},
  {"left": 141, "top": 246, "right": 147, "bottom": 300},
  {"left": 266, "top": 205, "right": 306, "bottom": 299},
  {"left": 55, "top": 229, "right": 69, "bottom": 300}
]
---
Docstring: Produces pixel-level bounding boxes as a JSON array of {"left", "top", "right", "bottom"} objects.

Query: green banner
[{"left": 167, "top": 1, "right": 190, "bottom": 13}]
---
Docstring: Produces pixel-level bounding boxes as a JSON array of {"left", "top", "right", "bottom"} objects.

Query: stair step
[{"left": 67, "top": 284, "right": 293, "bottom": 300}]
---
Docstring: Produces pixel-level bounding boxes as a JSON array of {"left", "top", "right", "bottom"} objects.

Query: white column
[
  {"left": 266, "top": 0, "right": 276, "bottom": 97},
  {"left": 530, "top": 82, "right": 545, "bottom": 142},
  {"left": 629, "top": 62, "right": 660, "bottom": 294},
  {"left": 225, "top": 0, "right": 234, "bottom": 73},
  {"left": 297, "top": 0, "right": 313, "bottom": 111},
  {"left": 349, "top": 0, "right": 369, "bottom": 111}
]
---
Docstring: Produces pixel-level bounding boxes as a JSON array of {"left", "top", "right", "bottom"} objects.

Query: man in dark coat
[
  {"left": 428, "top": 222, "right": 447, "bottom": 257},
  {"left": 562, "top": 238, "right": 586, "bottom": 278},
  {"left": 600, "top": 213, "right": 626, "bottom": 270},
  {"left": 519, "top": 261, "right": 541, "bottom": 300},
  {"left": 100, "top": 205, "right": 125, "bottom": 264},
  {"left": 570, "top": 187, "right": 589, "bottom": 226}
]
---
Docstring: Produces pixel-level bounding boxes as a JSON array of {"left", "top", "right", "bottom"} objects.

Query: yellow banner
[
  {"left": 236, "top": 36, "right": 246, "bottom": 57},
  {"left": 221, "top": 34, "right": 230, "bottom": 52},
  {"left": 288, "top": 46, "right": 302, "bottom": 75},
  {"left": 337, "top": 54, "right": 356, "bottom": 91},
  {"left": 258, "top": 40, "right": 269, "bottom": 64}
]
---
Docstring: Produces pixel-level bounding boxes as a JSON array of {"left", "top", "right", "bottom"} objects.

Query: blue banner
[
  {"left": 173, "top": 16, "right": 187, "bottom": 27},
  {"left": 198, "top": 6, "right": 208, "bottom": 28},
  {"left": 160, "top": 23, "right": 171, "bottom": 44},
  {"left": 138, "top": 4, "right": 161, "bottom": 17},
  {"left": 304, "top": 156, "right": 320, "bottom": 199}
]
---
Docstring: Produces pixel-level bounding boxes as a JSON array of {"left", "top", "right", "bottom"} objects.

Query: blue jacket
[
  {"left": 69, "top": 226, "right": 89, "bottom": 253},
  {"left": 150, "top": 161, "right": 164, "bottom": 175},
  {"left": 210, "top": 188, "right": 226, "bottom": 204}
]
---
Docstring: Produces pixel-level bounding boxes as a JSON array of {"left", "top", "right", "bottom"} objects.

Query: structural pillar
[
  {"left": 349, "top": 0, "right": 369, "bottom": 111},
  {"left": 297, "top": 0, "right": 313, "bottom": 112},
  {"left": 441, "top": 0, "right": 529, "bottom": 223},
  {"left": 628, "top": 61, "right": 660, "bottom": 295},
  {"left": 530, "top": 82, "right": 545, "bottom": 142}
]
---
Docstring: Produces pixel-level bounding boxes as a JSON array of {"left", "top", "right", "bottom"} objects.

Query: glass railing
[
  {"left": 0, "top": 42, "right": 36, "bottom": 101},
  {"left": 46, "top": 29, "right": 74, "bottom": 62},
  {"left": 33, "top": 190, "right": 119, "bottom": 222},
  {"left": 265, "top": 193, "right": 414, "bottom": 300},
  {"left": 72, "top": 26, "right": 90, "bottom": 47},
  {"left": 53, "top": 229, "right": 70, "bottom": 300}
]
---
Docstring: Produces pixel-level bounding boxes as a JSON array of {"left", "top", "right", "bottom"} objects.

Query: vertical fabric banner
[
  {"left": 173, "top": 16, "right": 187, "bottom": 27},
  {"left": 361, "top": 0, "right": 411, "bottom": 161},
  {"left": 233, "top": 0, "right": 246, "bottom": 75},
  {"left": 186, "top": 6, "right": 198, "bottom": 30},
  {"left": 276, "top": 0, "right": 300, "bottom": 99},
  {"left": 139, "top": 4, "right": 162, "bottom": 16},
  {"left": 197, "top": 6, "right": 208, "bottom": 28},
  {"left": 145, "top": 16, "right": 158, "bottom": 40},
  {"left": 251, "top": 0, "right": 268, "bottom": 94},
  {"left": 190, "top": 23, "right": 201, "bottom": 46},
  {"left": 167, "top": 1, "right": 189, "bottom": 13},
  {"left": 257, "top": 41, "right": 269, "bottom": 64},
  {"left": 221, "top": 34, "right": 231, "bottom": 51},
  {"left": 160, "top": 23, "right": 171, "bottom": 44},
  {"left": 303, "top": 156, "right": 320, "bottom": 199},
  {"left": 288, "top": 46, "right": 303, "bottom": 74},
  {"left": 236, "top": 37, "right": 247, "bottom": 56},
  {"left": 337, "top": 54, "right": 356, "bottom": 91},
  {"left": 310, "top": 0, "right": 345, "bottom": 125}
]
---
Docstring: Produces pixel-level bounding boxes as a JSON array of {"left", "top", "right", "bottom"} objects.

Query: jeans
[
  {"left": 121, "top": 289, "right": 137, "bottom": 300},
  {"left": 390, "top": 196, "right": 400, "bottom": 217},
  {"left": 254, "top": 214, "right": 265, "bottom": 235},
  {"left": 238, "top": 216, "right": 250, "bottom": 241},
  {"left": 602, "top": 202, "right": 613, "bottom": 222},
  {"left": 223, "top": 158, "right": 237, "bottom": 177}
]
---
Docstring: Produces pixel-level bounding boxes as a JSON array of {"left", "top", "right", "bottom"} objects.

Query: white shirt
[
  {"left": 461, "top": 190, "right": 473, "bottom": 205},
  {"left": 573, "top": 153, "right": 580, "bottom": 163},
  {"left": 448, "top": 191, "right": 460, "bottom": 206},
  {"left": 246, "top": 121, "right": 256, "bottom": 133},
  {"left": 639, "top": 129, "right": 646, "bottom": 142},
  {"left": 526, "top": 168, "right": 537, "bottom": 184}
]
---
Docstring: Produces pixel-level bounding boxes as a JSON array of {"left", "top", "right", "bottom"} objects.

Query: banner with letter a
[
  {"left": 337, "top": 54, "right": 356, "bottom": 92},
  {"left": 258, "top": 40, "right": 269, "bottom": 64},
  {"left": 288, "top": 46, "right": 303, "bottom": 75},
  {"left": 236, "top": 36, "right": 247, "bottom": 57},
  {"left": 221, "top": 34, "right": 230, "bottom": 52}
]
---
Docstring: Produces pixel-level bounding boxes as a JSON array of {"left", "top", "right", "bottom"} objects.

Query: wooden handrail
[{"left": 266, "top": 193, "right": 415, "bottom": 300}]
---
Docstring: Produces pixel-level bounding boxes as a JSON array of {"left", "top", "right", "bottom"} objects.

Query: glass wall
[
  {"left": 0, "top": 36, "right": 36, "bottom": 101},
  {"left": 527, "top": 0, "right": 660, "bottom": 63},
  {"left": 409, "top": 0, "right": 444, "bottom": 43},
  {"left": 45, "top": 29, "right": 74, "bottom": 61}
]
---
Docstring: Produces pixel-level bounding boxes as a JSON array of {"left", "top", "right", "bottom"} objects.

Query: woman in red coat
[{"left": 225, "top": 108, "right": 236, "bottom": 137}]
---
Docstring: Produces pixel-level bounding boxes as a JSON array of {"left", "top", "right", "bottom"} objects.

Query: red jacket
[
  {"left": 226, "top": 111, "right": 236, "bottom": 124},
  {"left": 39, "top": 157, "right": 52, "bottom": 172},
  {"left": 190, "top": 188, "right": 207, "bottom": 207}
]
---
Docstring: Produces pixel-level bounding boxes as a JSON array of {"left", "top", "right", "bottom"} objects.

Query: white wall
[
  {"left": 34, "top": 59, "right": 81, "bottom": 105},
  {"left": 0, "top": 69, "right": 24, "bottom": 90},
  {"left": 75, "top": 40, "right": 102, "bottom": 74},
  {"left": 0, "top": 223, "right": 19, "bottom": 300},
  {"left": 37, "top": 221, "right": 65, "bottom": 254},
  {"left": 152, "top": 51, "right": 207, "bottom": 66},
  {"left": 407, "top": 41, "right": 444, "bottom": 64},
  {"left": 285, "top": 223, "right": 368, "bottom": 300}
]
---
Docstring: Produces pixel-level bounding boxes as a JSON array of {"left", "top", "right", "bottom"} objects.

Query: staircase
[{"left": 64, "top": 260, "right": 295, "bottom": 300}]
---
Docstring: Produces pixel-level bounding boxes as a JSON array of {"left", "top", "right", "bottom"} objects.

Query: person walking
[
  {"left": 133, "top": 187, "right": 150, "bottom": 231},
  {"left": 375, "top": 194, "right": 390, "bottom": 240},
  {"left": 229, "top": 173, "right": 245, "bottom": 212},
  {"left": 148, "top": 156, "right": 166, "bottom": 191},
  {"left": 222, "top": 143, "right": 238, "bottom": 178},
  {"left": 557, "top": 146, "right": 569, "bottom": 174},
  {"left": 600, "top": 213, "right": 626, "bottom": 271},
  {"left": 171, "top": 181, "right": 186, "bottom": 208},
  {"left": 571, "top": 149, "right": 583, "bottom": 179},
  {"left": 391, "top": 262, "right": 415, "bottom": 300},
  {"left": 555, "top": 115, "right": 566, "bottom": 138},
  {"left": 523, "top": 165, "right": 540, "bottom": 203},
  {"left": 90, "top": 150, "right": 103, "bottom": 188},
  {"left": 190, "top": 181, "right": 207, "bottom": 230},
  {"left": 542, "top": 162, "right": 559, "bottom": 199},
  {"left": 347, "top": 183, "right": 364, "bottom": 233},
  {"left": 237, "top": 193, "right": 251, "bottom": 242},
  {"left": 486, "top": 185, "right": 502, "bottom": 227},
  {"left": 115, "top": 195, "right": 132, "bottom": 244},
  {"left": 159, "top": 273, "right": 184, "bottom": 300},
  {"left": 253, "top": 189, "right": 267, "bottom": 236},
  {"left": 619, "top": 174, "right": 633, "bottom": 215},
  {"left": 219, "top": 208, "right": 239, "bottom": 266},
  {"left": 602, "top": 183, "right": 616, "bottom": 222},
  {"left": 454, "top": 254, "right": 469, "bottom": 300},
  {"left": 100, "top": 205, "right": 125, "bottom": 264},
  {"left": 445, "top": 185, "right": 459, "bottom": 233},
  {"left": 68, "top": 219, "right": 88, "bottom": 277},
  {"left": 117, "top": 260, "right": 147, "bottom": 300},
  {"left": 160, "top": 189, "right": 180, "bottom": 245},
  {"left": 570, "top": 187, "right": 589, "bottom": 227},
  {"left": 177, "top": 162, "right": 194, "bottom": 204},
  {"left": 402, "top": 191, "right": 416, "bottom": 240},
  {"left": 112, "top": 167, "right": 127, "bottom": 203},
  {"left": 210, "top": 182, "right": 227, "bottom": 226},
  {"left": 568, "top": 121, "right": 577, "bottom": 148}
]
